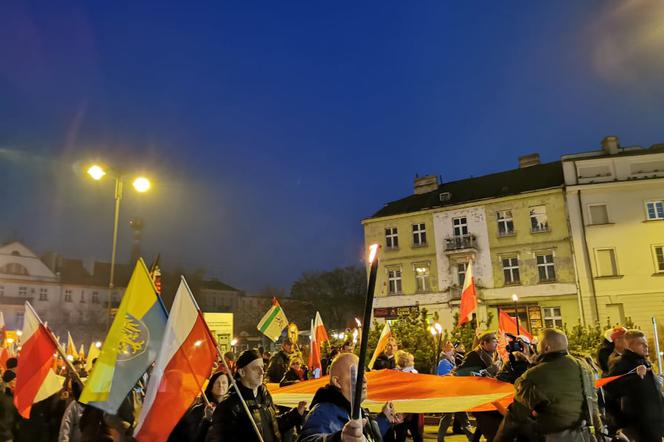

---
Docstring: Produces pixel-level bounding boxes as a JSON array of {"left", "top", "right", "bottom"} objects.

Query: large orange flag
[{"left": 458, "top": 260, "right": 477, "bottom": 326}]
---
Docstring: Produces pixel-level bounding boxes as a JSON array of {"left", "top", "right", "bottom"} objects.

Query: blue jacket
[
  {"left": 298, "top": 385, "right": 390, "bottom": 442},
  {"left": 436, "top": 358, "right": 455, "bottom": 376}
]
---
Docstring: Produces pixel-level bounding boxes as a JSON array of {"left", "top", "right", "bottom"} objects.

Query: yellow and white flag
[
  {"left": 66, "top": 332, "right": 78, "bottom": 359},
  {"left": 369, "top": 321, "right": 393, "bottom": 369},
  {"left": 257, "top": 298, "right": 288, "bottom": 342}
]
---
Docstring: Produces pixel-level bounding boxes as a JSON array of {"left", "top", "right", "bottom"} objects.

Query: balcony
[{"left": 444, "top": 234, "right": 478, "bottom": 254}]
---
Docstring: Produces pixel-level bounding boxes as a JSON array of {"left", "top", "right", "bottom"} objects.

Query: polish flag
[
  {"left": 458, "top": 260, "right": 478, "bottom": 326},
  {"left": 497, "top": 309, "right": 533, "bottom": 361},
  {"left": 368, "top": 321, "right": 393, "bottom": 369},
  {"left": 134, "top": 277, "right": 218, "bottom": 442},
  {"left": 14, "top": 302, "right": 64, "bottom": 418},
  {"left": 308, "top": 311, "right": 329, "bottom": 378}
]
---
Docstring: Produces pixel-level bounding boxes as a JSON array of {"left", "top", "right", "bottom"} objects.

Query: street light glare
[
  {"left": 512, "top": 294, "right": 519, "bottom": 302},
  {"left": 132, "top": 176, "right": 151, "bottom": 193},
  {"left": 87, "top": 165, "right": 106, "bottom": 181}
]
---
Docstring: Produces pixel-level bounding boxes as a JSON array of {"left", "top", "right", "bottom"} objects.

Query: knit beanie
[{"left": 236, "top": 350, "right": 261, "bottom": 369}]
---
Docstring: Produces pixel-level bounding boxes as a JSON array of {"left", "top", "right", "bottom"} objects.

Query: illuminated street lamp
[
  {"left": 85, "top": 163, "right": 152, "bottom": 328},
  {"left": 512, "top": 294, "right": 520, "bottom": 336}
]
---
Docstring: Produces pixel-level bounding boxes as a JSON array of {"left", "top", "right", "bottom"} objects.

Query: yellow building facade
[
  {"left": 482, "top": 187, "right": 580, "bottom": 335},
  {"left": 563, "top": 137, "right": 664, "bottom": 329}
]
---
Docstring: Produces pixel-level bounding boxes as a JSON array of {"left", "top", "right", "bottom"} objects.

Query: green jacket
[{"left": 514, "top": 351, "right": 597, "bottom": 435}]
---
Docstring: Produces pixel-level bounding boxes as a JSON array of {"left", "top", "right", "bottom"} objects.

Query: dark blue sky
[{"left": 1, "top": 1, "right": 663, "bottom": 292}]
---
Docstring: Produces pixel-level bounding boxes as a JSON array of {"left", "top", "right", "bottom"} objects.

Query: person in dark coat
[
  {"left": 279, "top": 357, "right": 309, "bottom": 387},
  {"left": 299, "top": 353, "right": 397, "bottom": 442},
  {"left": 373, "top": 338, "right": 398, "bottom": 370},
  {"left": 605, "top": 329, "right": 664, "bottom": 442},
  {"left": 207, "top": 350, "right": 305, "bottom": 442},
  {"left": 455, "top": 332, "right": 502, "bottom": 377},
  {"left": 267, "top": 339, "right": 294, "bottom": 383},
  {"left": 169, "top": 372, "right": 231, "bottom": 442},
  {"left": 0, "top": 371, "right": 19, "bottom": 442}
]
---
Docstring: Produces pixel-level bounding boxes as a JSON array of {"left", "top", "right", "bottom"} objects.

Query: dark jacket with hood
[
  {"left": 605, "top": 349, "right": 664, "bottom": 436},
  {"left": 207, "top": 381, "right": 302, "bottom": 442},
  {"left": 298, "top": 384, "right": 391, "bottom": 442},
  {"left": 267, "top": 350, "right": 291, "bottom": 383}
]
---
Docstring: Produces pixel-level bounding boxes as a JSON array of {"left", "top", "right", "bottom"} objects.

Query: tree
[{"left": 290, "top": 266, "right": 366, "bottom": 329}]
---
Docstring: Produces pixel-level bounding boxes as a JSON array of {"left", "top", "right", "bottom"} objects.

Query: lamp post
[
  {"left": 512, "top": 294, "right": 520, "bottom": 336},
  {"left": 86, "top": 165, "right": 151, "bottom": 328},
  {"left": 430, "top": 322, "right": 443, "bottom": 374}
]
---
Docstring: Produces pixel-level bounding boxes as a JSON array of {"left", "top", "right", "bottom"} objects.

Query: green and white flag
[{"left": 257, "top": 298, "right": 288, "bottom": 342}]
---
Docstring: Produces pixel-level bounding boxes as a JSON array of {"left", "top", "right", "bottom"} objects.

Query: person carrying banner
[
  {"left": 208, "top": 350, "right": 305, "bottom": 442},
  {"left": 298, "top": 353, "right": 398, "bottom": 442}
]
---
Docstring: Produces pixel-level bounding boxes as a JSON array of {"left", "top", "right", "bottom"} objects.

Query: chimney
[
  {"left": 518, "top": 153, "right": 540, "bottom": 168},
  {"left": 413, "top": 175, "right": 439, "bottom": 194},
  {"left": 601, "top": 135, "right": 620, "bottom": 155}
]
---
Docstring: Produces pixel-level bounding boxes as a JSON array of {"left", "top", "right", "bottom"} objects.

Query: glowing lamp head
[
  {"left": 512, "top": 294, "right": 519, "bottom": 302},
  {"left": 132, "top": 176, "right": 151, "bottom": 193},
  {"left": 66, "top": 355, "right": 74, "bottom": 362},
  {"left": 95, "top": 341, "right": 102, "bottom": 348},
  {"left": 430, "top": 326, "right": 437, "bottom": 336},
  {"left": 231, "top": 338, "right": 238, "bottom": 346},
  {"left": 368, "top": 244, "right": 379, "bottom": 264},
  {"left": 6, "top": 338, "right": 14, "bottom": 344},
  {"left": 87, "top": 164, "right": 106, "bottom": 181},
  {"left": 16, "top": 330, "right": 22, "bottom": 337},
  {"left": 434, "top": 323, "right": 443, "bottom": 333}
]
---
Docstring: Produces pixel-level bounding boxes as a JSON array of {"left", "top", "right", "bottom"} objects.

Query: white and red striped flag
[
  {"left": 14, "top": 302, "right": 64, "bottom": 418},
  {"left": 308, "top": 311, "right": 329, "bottom": 378},
  {"left": 368, "top": 321, "right": 393, "bottom": 369},
  {"left": 134, "top": 277, "right": 218, "bottom": 442},
  {"left": 458, "top": 259, "right": 478, "bottom": 326}
]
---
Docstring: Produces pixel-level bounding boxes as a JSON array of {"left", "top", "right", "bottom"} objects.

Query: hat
[
  {"left": 2, "top": 370, "right": 16, "bottom": 384},
  {"left": 236, "top": 350, "right": 261, "bottom": 369},
  {"left": 605, "top": 326, "right": 627, "bottom": 343}
]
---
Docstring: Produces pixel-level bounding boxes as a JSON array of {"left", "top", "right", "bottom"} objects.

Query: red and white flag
[
  {"left": 0, "top": 311, "right": 6, "bottom": 346},
  {"left": 458, "top": 260, "right": 478, "bottom": 326},
  {"left": 14, "top": 302, "right": 64, "bottom": 418},
  {"left": 134, "top": 277, "right": 218, "bottom": 442},
  {"left": 497, "top": 309, "right": 534, "bottom": 361},
  {"left": 308, "top": 312, "right": 329, "bottom": 378},
  {"left": 368, "top": 321, "right": 393, "bottom": 369}
]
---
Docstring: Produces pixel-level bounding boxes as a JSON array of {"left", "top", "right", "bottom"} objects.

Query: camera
[{"left": 505, "top": 333, "right": 525, "bottom": 353}]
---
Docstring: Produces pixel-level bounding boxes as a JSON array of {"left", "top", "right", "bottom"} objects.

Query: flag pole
[
  {"left": 181, "top": 277, "right": 264, "bottom": 442},
  {"left": 24, "top": 302, "right": 83, "bottom": 387},
  {"left": 352, "top": 244, "right": 380, "bottom": 420}
]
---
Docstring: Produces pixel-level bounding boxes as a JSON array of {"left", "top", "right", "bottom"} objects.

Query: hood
[{"left": 310, "top": 384, "right": 351, "bottom": 416}]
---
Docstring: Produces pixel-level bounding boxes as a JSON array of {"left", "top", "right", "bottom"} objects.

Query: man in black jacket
[
  {"left": 605, "top": 330, "right": 664, "bottom": 442},
  {"left": 208, "top": 350, "right": 305, "bottom": 442},
  {"left": 267, "top": 339, "right": 294, "bottom": 383}
]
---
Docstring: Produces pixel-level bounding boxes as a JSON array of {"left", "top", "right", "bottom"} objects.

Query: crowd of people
[{"left": 0, "top": 326, "right": 662, "bottom": 441}]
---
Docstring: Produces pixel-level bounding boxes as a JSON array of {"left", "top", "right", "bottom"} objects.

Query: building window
[
  {"left": 0, "top": 262, "right": 29, "bottom": 276},
  {"left": 80, "top": 292, "right": 86, "bottom": 303},
  {"left": 385, "top": 227, "right": 399, "bottom": 249},
  {"left": 530, "top": 205, "right": 549, "bottom": 232},
  {"left": 412, "top": 223, "right": 427, "bottom": 246},
  {"left": 497, "top": 210, "right": 514, "bottom": 236},
  {"left": 589, "top": 204, "right": 609, "bottom": 225},
  {"left": 596, "top": 249, "right": 618, "bottom": 277},
  {"left": 457, "top": 262, "right": 467, "bottom": 286},
  {"left": 92, "top": 292, "right": 99, "bottom": 303},
  {"left": 0, "top": 285, "right": 3, "bottom": 296},
  {"left": 387, "top": 268, "right": 402, "bottom": 295},
  {"left": 414, "top": 263, "right": 430, "bottom": 292},
  {"left": 536, "top": 254, "right": 556, "bottom": 282},
  {"left": 64, "top": 290, "right": 73, "bottom": 303},
  {"left": 502, "top": 257, "right": 520, "bottom": 285},
  {"left": 646, "top": 201, "right": 664, "bottom": 220},
  {"left": 16, "top": 312, "right": 24, "bottom": 328},
  {"left": 18, "top": 286, "right": 27, "bottom": 296},
  {"left": 543, "top": 307, "right": 563, "bottom": 328},
  {"left": 39, "top": 288, "right": 48, "bottom": 301},
  {"left": 452, "top": 217, "right": 468, "bottom": 237},
  {"left": 654, "top": 246, "right": 664, "bottom": 273}
]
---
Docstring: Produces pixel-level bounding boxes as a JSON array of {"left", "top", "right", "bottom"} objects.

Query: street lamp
[
  {"left": 430, "top": 322, "right": 443, "bottom": 374},
  {"left": 86, "top": 163, "right": 152, "bottom": 328},
  {"left": 512, "top": 294, "right": 520, "bottom": 336}
]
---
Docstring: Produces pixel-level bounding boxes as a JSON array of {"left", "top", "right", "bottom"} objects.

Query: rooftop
[{"left": 369, "top": 161, "right": 564, "bottom": 219}]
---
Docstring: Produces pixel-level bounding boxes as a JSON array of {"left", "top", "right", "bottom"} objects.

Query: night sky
[{"left": 1, "top": 1, "right": 663, "bottom": 292}]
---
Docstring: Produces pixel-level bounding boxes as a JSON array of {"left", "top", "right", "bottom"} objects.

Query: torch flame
[{"left": 368, "top": 244, "right": 379, "bottom": 264}]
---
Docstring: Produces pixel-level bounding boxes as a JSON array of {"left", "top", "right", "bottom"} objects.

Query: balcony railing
[{"left": 444, "top": 234, "right": 477, "bottom": 252}]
